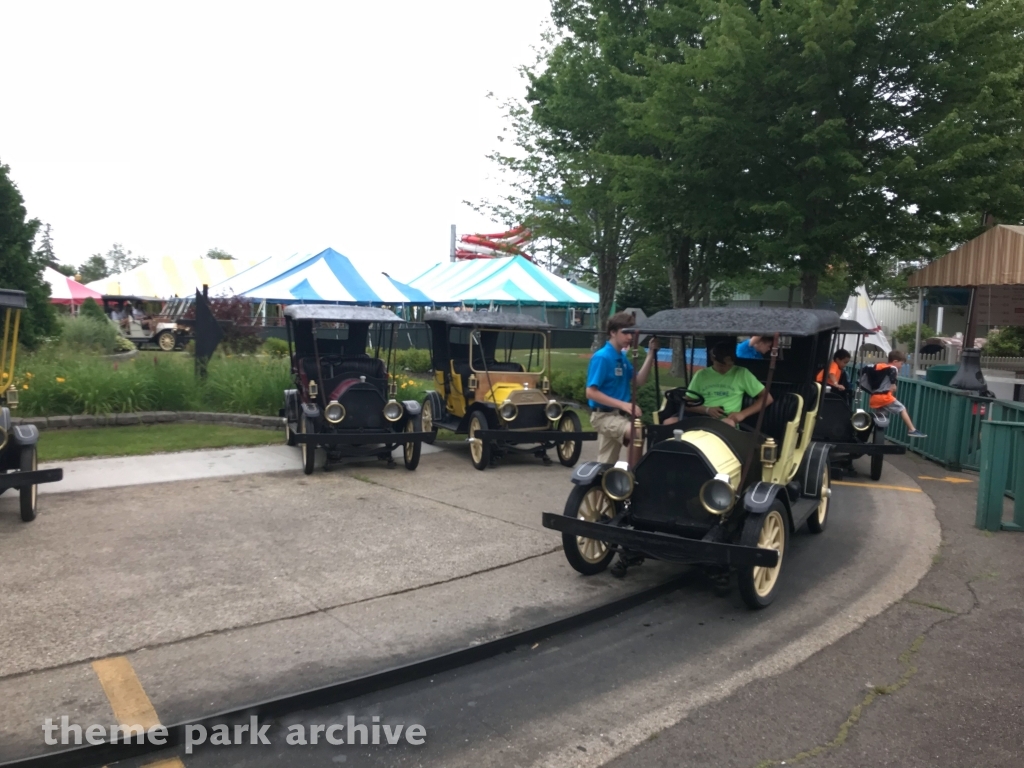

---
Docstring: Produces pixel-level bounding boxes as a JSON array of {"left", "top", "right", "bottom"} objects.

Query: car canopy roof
[
  {"left": 423, "top": 310, "right": 552, "bottom": 330},
  {"left": 284, "top": 305, "right": 404, "bottom": 323},
  {"left": 838, "top": 318, "right": 875, "bottom": 334},
  {"left": 0, "top": 289, "right": 28, "bottom": 310},
  {"left": 635, "top": 308, "right": 840, "bottom": 337}
]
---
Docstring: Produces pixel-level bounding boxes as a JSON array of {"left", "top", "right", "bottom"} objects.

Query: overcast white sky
[{"left": 0, "top": 0, "right": 551, "bottom": 282}]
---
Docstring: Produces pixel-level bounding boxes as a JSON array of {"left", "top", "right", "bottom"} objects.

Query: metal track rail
[{"left": 1, "top": 574, "right": 688, "bottom": 768}]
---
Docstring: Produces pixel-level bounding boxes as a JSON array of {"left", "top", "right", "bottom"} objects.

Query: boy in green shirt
[{"left": 678, "top": 341, "right": 773, "bottom": 427}]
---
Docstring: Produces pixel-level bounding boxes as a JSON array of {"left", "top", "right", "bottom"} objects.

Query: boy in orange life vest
[
  {"left": 869, "top": 350, "right": 927, "bottom": 438},
  {"left": 816, "top": 349, "right": 852, "bottom": 391}
]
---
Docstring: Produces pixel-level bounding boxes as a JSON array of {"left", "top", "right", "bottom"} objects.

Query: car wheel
[
  {"left": 561, "top": 483, "right": 617, "bottom": 575},
  {"left": 285, "top": 423, "right": 297, "bottom": 447},
  {"left": 870, "top": 427, "right": 885, "bottom": 481},
  {"left": 468, "top": 411, "right": 491, "bottom": 471},
  {"left": 156, "top": 330, "right": 176, "bottom": 351},
  {"left": 807, "top": 464, "right": 830, "bottom": 534},
  {"left": 421, "top": 393, "right": 440, "bottom": 445},
  {"left": 300, "top": 412, "right": 316, "bottom": 475},
  {"left": 19, "top": 445, "right": 38, "bottom": 522},
  {"left": 738, "top": 503, "right": 787, "bottom": 609},
  {"left": 403, "top": 415, "right": 422, "bottom": 471},
  {"left": 556, "top": 410, "right": 583, "bottom": 467}
]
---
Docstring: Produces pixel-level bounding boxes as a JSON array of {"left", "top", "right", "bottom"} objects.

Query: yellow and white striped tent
[{"left": 86, "top": 257, "right": 262, "bottom": 299}]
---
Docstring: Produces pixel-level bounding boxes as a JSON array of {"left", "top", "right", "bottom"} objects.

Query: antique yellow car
[
  {"left": 543, "top": 308, "right": 839, "bottom": 609},
  {"left": 421, "top": 311, "right": 595, "bottom": 470},
  {"left": 1, "top": 289, "right": 63, "bottom": 520}
]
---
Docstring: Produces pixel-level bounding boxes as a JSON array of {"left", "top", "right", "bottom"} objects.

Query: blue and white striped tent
[
  {"left": 405, "top": 256, "right": 598, "bottom": 306},
  {"left": 237, "top": 248, "right": 434, "bottom": 305}
]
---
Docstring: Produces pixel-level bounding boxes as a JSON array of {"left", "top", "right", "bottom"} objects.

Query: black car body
[
  {"left": 282, "top": 305, "right": 432, "bottom": 473},
  {"left": 543, "top": 308, "right": 844, "bottom": 609},
  {"left": 1, "top": 289, "right": 63, "bottom": 520}
]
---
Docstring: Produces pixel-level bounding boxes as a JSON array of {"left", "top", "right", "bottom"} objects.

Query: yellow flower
[
  {"left": 22, "top": 384, "right": 29, "bottom": 390},
  {"left": 25, "top": 372, "right": 33, "bottom": 379},
  {"left": 56, "top": 377, "right": 66, "bottom": 383}
]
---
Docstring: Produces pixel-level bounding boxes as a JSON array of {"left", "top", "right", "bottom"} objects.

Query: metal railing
[{"left": 976, "top": 421, "right": 1024, "bottom": 532}]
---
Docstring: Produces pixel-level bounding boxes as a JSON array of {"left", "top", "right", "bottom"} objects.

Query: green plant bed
[{"left": 37, "top": 424, "right": 282, "bottom": 462}]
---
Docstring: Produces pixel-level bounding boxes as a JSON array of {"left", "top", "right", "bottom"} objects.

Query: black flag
[{"left": 194, "top": 289, "right": 224, "bottom": 378}]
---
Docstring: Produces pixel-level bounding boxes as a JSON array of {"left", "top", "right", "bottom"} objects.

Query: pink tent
[{"left": 43, "top": 266, "right": 103, "bottom": 305}]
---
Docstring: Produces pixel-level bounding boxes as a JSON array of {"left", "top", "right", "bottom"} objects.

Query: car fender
[
  {"left": 570, "top": 461, "right": 613, "bottom": 486},
  {"left": 742, "top": 481, "right": 794, "bottom": 531},
  {"left": 11, "top": 423, "right": 40, "bottom": 447},
  {"left": 798, "top": 441, "right": 832, "bottom": 499},
  {"left": 300, "top": 402, "right": 320, "bottom": 421},
  {"left": 401, "top": 400, "right": 422, "bottom": 417}
]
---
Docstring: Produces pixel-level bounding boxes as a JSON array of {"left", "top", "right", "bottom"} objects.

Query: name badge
[{"left": 615, "top": 366, "right": 623, "bottom": 377}]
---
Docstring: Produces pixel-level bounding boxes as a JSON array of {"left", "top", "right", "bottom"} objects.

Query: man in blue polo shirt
[
  {"left": 736, "top": 335, "right": 772, "bottom": 359},
  {"left": 586, "top": 311, "right": 659, "bottom": 465}
]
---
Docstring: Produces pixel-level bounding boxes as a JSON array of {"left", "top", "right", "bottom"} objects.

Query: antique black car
[
  {"left": 421, "top": 310, "right": 595, "bottom": 470},
  {"left": 281, "top": 306, "right": 432, "bottom": 473},
  {"left": 543, "top": 308, "right": 840, "bottom": 609},
  {"left": 811, "top": 319, "right": 906, "bottom": 480},
  {"left": 1, "top": 289, "right": 63, "bottom": 519}
]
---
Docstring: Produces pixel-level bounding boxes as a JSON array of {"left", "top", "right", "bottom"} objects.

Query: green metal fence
[
  {"left": 976, "top": 422, "right": 1024, "bottom": 532},
  {"left": 857, "top": 377, "right": 1024, "bottom": 531},
  {"left": 862, "top": 378, "right": 997, "bottom": 472}
]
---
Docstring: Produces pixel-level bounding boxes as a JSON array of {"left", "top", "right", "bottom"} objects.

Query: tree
[
  {"left": 0, "top": 162, "right": 56, "bottom": 347},
  {"left": 35, "top": 222, "right": 56, "bottom": 265},
  {"left": 52, "top": 263, "right": 76, "bottom": 277},
  {"left": 103, "top": 243, "right": 147, "bottom": 275},
  {"left": 76, "top": 255, "right": 110, "bottom": 284},
  {"left": 79, "top": 297, "right": 107, "bottom": 322},
  {"left": 205, "top": 248, "right": 234, "bottom": 260}
]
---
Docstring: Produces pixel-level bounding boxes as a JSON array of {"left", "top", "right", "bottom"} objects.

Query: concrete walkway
[{"left": 39, "top": 442, "right": 444, "bottom": 494}]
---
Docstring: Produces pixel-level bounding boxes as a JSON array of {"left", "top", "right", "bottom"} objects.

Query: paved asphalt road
[{"left": 107, "top": 456, "right": 945, "bottom": 768}]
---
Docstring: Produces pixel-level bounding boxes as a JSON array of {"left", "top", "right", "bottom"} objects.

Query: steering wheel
[{"left": 665, "top": 387, "right": 704, "bottom": 421}]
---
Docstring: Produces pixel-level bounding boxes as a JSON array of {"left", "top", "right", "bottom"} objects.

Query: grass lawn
[{"left": 37, "top": 424, "right": 283, "bottom": 462}]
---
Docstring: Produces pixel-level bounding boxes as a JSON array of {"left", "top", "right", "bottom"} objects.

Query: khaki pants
[{"left": 590, "top": 410, "right": 632, "bottom": 465}]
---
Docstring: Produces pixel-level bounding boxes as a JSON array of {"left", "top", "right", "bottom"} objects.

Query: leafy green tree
[
  {"left": 52, "top": 263, "right": 76, "bottom": 277},
  {"left": 76, "top": 254, "right": 110, "bottom": 283},
  {"left": 205, "top": 248, "right": 234, "bottom": 260},
  {"left": 103, "top": 243, "right": 147, "bottom": 274},
  {"left": 35, "top": 222, "right": 56, "bottom": 265},
  {"left": 0, "top": 162, "right": 56, "bottom": 347}
]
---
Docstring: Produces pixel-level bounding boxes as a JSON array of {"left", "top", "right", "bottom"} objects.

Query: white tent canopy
[{"left": 837, "top": 286, "right": 892, "bottom": 356}]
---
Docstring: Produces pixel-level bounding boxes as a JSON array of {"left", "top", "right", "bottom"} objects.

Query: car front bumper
[
  {"left": 474, "top": 430, "right": 598, "bottom": 444},
  {"left": 0, "top": 467, "right": 63, "bottom": 491},
  {"left": 292, "top": 431, "right": 435, "bottom": 445},
  {"left": 828, "top": 442, "right": 907, "bottom": 456},
  {"left": 541, "top": 513, "right": 779, "bottom": 567}
]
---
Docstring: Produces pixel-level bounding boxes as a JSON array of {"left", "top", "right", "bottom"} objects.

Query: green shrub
[
  {"left": 893, "top": 322, "right": 936, "bottom": 345},
  {"left": 394, "top": 348, "right": 432, "bottom": 373},
  {"left": 984, "top": 326, "right": 1024, "bottom": 357},
  {"left": 262, "top": 337, "right": 290, "bottom": 358},
  {"left": 550, "top": 370, "right": 586, "bottom": 403},
  {"left": 79, "top": 297, "right": 107, "bottom": 322},
  {"left": 57, "top": 315, "right": 122, "bottom": 353}
]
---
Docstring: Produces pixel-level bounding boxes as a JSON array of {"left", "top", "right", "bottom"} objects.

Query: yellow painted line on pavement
[
  {"left": 919, "top": 475, "right": 973, "bottom": 484},
  {"left": 833, "top": 480, "right": 922, "bottom": 493},
  {"left": 92, "top": 656, "right": 184, "bottom": 767},
  {"left": 91, "top": 656, "right": 161, "bottom": 729}
]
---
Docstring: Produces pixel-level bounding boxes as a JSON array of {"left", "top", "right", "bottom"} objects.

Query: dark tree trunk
[
  {"left": 667, "top": 233, "right": 693, "bottom": 377},
  {"left": 800, "top": 271, "right": 819, "bottom": 308},
  {"left": 596, "top": 250, "right": 619, "bottom": 339}
]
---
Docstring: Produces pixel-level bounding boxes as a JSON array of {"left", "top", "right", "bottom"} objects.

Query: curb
[{"left": 11, "top": 411, "right": 285, "bottom": 432}]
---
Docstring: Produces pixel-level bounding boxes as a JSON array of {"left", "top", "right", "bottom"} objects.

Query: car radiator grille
[
  {"left": 338, "top": 390, "right": 388, "bottom": 431},
  {"left": 631, "top": 452, "right": 719, "bottom": 534}
]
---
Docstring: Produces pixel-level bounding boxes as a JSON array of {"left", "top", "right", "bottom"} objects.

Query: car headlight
[
  {"left": 383, "top": 399, "right": 404, "bottom": 422},
  {"left": 602, "top": 467, "right": 635, "bottom": 501},
  {"left": 851, "top": 409, "right": 872, "bottom": 432},
  {"left": 499, "top": 399, "right": 518, "bottom": 421},
  {"left": 699, "top": 474, "right": 736, "bottom": 515},
  {"left": 324, "top": 401, "right": 345, "bottom": 424},
  {"left": 545, "top": 400, "right": 563, "bottom": 421}
]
